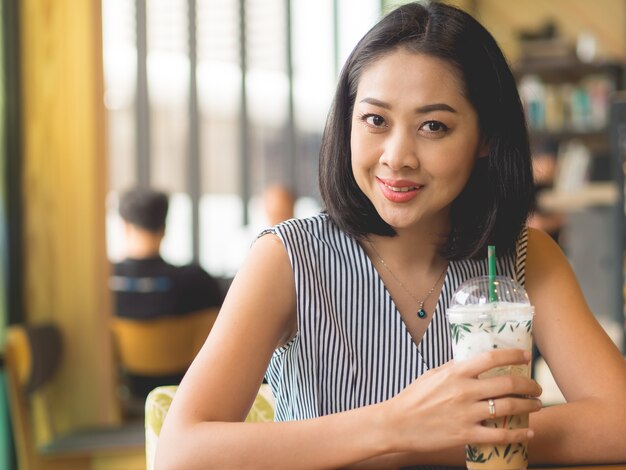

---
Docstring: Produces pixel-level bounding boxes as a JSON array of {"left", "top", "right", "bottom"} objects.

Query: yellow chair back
[
  {"left": 144, "top": 384, "right": 275, "bottom": 470},
  {"left": 5, "top": 323, "right": 146, "bottom": 470},
  {"left": 111, "top": 308, "right": 218, "bottom": 376}
]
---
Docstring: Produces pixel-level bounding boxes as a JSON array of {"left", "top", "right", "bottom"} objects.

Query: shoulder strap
[
  {"left": 256, "top": 227, "right": 277, "bottom": 240},
  {"left": 514, "top": 226, "right": 529, "bottom": 287}
]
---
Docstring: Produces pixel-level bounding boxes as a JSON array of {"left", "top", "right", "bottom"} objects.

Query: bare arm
[
  {"left": 155, "top": 234, "right": 541, "bottom": 469},
  {"left": 525, "top": 228, "right": 626, "bottom": 464}
]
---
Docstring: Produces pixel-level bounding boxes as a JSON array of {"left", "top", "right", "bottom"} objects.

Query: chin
[{"left": 380, "top": 215, "right": 420, "bottom": 231}]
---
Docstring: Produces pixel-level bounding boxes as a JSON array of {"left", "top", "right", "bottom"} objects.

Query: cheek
[
  {"left": 350, "top": 129, "right": 373, "bottom": 167},
  {"left": 350, "top": 133, "right": 363, "bottom": 180},
  {"left": 350, "top": 131, "right": 358, "bottom": 160},
  {"left": 429, "top": 151, "right": 479, "bottom": 194}
]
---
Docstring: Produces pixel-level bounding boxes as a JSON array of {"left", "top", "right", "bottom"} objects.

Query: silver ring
[{"left": 488, "top": 398, "right": 496, "bottom": 419}]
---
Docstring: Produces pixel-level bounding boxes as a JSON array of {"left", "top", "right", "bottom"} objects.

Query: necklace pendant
[{"left": 417, "top": 308, "right": 427, "bottom": 319}]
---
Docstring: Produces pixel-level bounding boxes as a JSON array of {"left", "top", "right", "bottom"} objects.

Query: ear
[
  {"left": 478, "top": 138, "right": 490, "bottom": 159},
  {"left": 122, "top": 220, "right": 133, "bottom": 234}
]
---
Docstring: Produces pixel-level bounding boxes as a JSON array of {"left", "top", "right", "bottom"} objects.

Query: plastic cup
[{"left": 447, "top": 276, "right": 534, "bottom": 470}]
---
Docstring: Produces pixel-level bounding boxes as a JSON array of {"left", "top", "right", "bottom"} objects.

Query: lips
[{"left": 377, "top": 177, "right": 423, "bottom": 202}]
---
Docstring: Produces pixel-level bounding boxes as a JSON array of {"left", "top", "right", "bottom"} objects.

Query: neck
[
  {"left": 123, "top": 225, "right": 163, "bottom": 259},
  {"left": 367, "top": 227, "right": 447, "bottom": 270}
]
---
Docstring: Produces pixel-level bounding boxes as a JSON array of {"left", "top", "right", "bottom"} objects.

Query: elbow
[
  {"left": 155, "top": 424, "right": 225, "bottom": 470},
  {"left": 154, "top": 427, "right": 194, "bottom": 470},
  {"left": 154, "top": 440, "right": 182, "bottom": 470}
]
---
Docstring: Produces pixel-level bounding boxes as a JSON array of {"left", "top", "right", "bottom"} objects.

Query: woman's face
[{"left": 350, "top": 49, "right": 486, "bottom": 234}]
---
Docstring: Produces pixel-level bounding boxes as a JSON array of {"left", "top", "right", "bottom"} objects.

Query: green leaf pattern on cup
[
  {"left": 466, "top": 445, "right": 488, "bottom": 463},
  {"left": 450, "top": 320, "right": 530, "bottom": 344},
  {"left": 466, "top": 442, "right": 527, "bottom": 465}
]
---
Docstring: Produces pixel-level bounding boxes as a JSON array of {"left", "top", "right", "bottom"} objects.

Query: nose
[{"left": 380, "top": 127, "right": 419, "bottom": 170}]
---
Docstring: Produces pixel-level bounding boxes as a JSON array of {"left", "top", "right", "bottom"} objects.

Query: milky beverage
[{"left": 447, "top": 277, "right": 534, "bottom": 470}]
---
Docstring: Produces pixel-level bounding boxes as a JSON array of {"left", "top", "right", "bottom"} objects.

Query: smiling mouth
[{"left": 382, "top": 182, "right": 421, "bottom": 192}]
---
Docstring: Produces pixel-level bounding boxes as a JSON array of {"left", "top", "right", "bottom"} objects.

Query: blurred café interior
[{"left": 1, "top": 0, "right": 626, "bottom": 468}]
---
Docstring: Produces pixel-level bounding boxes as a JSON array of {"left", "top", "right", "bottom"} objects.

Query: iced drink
[{"left": 447, "top": 276, "right": 534, "bottom": 470}]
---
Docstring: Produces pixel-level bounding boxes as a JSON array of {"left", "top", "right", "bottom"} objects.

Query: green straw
[{"left": 488, "top": 245, "right": 497, "bottom": 302}]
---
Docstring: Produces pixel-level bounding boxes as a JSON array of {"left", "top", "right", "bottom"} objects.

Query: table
[{"left": 532, "top": 466, "right": 626, "bottom": 470}]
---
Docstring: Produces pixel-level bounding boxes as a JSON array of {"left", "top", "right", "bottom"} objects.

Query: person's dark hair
[
  {"left": 119, "top": 187, "right": 169, "bottom": 232},
  {"left": 319, "top": 1, "right": 533, "bottom": 259}
]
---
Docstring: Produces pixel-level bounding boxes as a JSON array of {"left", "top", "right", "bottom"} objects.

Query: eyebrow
[{"left": 359, "top": 97, "right": 457, "bottom": 114}]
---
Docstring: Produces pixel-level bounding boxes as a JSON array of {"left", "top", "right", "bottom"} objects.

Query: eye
[
  {"left": 420, "top": 120, "right": 449, "bottom": 133},
  {"left": 361, "top": 113, "right": 387, "bottom": 128}
]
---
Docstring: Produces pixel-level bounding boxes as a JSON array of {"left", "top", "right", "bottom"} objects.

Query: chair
[
  {"left": 4, "top": 323, "right": 146, "bottom": 470},
  {"left": 144, "top": 383, "right": 275, "bottom": 470},
  {"left": 111, "top": 308, "right": 218, "bottom": 414}
]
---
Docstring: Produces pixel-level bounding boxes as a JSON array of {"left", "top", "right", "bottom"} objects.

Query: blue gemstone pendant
[{"left": 417, "top": 308, "right": 427, "bottom": 319}]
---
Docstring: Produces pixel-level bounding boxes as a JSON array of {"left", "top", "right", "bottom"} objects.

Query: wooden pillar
[{"left": 20, "top": 0, "right": 118, "bottom": 432}]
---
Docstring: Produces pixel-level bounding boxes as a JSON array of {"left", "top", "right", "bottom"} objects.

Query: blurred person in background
[
  {"left": 262, "top": 184, "right": 296, "bottom": 226},
  {"left": 110, "top": 188, "right": 224, "bottom": 410},
  {"left": 528, "top": 140, "right": 565, "bottom": 244},
  {"left": 111, "top": 187, "right": 224, "bottom": 320}
]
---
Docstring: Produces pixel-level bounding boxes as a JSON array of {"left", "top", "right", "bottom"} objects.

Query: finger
[
  {"left": 475, "top": 374, "right": 543, "bottom": 399},
  {"left": 470, "top": 397, "right": 542, "bottom": 422},
  {"left": 456, "top": 349, "right": 531, "bottom": 377}
]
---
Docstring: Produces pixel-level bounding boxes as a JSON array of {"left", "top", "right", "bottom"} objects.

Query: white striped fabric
[{"left": 264, "top": 214, "right": 528, "bottom": 421}]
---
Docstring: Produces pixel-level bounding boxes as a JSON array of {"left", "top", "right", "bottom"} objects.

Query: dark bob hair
[
  {"left": 119, "top": 187, "right": 169, "bottom": 232},
  {"left": 318, "top": 1, "right": 533, "bottom": 260}
]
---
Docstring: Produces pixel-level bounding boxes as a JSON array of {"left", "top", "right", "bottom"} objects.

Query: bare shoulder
[
  {"left": 243, "top": 230, "right": 291, "bottom": 272},
  {"left": 526, "top": 227, "right": 562, "bottom": 263},
  {"left": 220, "top": 231, "right": 297, "bottom": 344},
  {"left": 524, "top": 227, "right": 573, "bottom": 288},
  {"left": 523, "top": 227, "right": 590, "bottom": 326}
]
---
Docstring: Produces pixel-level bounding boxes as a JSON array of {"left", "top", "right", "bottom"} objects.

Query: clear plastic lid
[
  {"left": 451, "top": 275, "right": 530, "bottom": 306},
  {"left": 447, "top": 276, "right": 533, "bottom": 321}
]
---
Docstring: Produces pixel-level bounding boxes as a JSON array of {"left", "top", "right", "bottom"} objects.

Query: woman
[{"left": 156, "top": 2, "right": 626, "bottom": 468}]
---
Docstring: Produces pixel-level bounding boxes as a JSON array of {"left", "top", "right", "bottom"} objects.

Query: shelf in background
[
  {"left": 513, "top": 57, "right": 622, "bottom": 81},
  {"left": 529, "top": 128, "right": 607, "bottom": 142},
  {"left": 537, "top": 182, "right": 619, "bottom": 212}
]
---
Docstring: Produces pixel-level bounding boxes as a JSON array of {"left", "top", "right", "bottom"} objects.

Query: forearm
[
  {"left": 529, "top": 398, "right": 626, "bottom": 464},
  {"left": 156, "top": 403, "right": 469, "bottom": 470},
  {"left": 157, "top": 403, "right": 394, "bottom": 470},
  {"left": 342, "top": 448, "right": 466, "bottom": 469}
]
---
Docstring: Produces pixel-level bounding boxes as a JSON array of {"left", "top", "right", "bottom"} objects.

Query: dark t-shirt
[{"left": 111, "top": 256, "right": 223, "bottom": 319}]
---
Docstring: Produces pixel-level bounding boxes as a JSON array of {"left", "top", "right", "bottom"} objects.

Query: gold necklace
[{"left": 368, "top": 240, "right": 447, "bottom": 319}]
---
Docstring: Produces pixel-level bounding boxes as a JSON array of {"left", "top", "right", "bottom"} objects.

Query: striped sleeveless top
[{"left": 264, "top": 214, "right": 528, "bottom": 421}]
